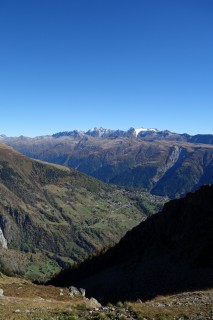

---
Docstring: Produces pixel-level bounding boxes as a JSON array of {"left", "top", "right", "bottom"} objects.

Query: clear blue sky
[{"left": 0, "top": 0, "right": 212, "bottom": 136}]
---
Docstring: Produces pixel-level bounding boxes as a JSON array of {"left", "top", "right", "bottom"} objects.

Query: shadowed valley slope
[{"left": 49, "top": 185, "right": 213, "bottom": 303}]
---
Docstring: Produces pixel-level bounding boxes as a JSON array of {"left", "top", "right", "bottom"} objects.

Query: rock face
[
  {"left": 2, "top": 130, "right": 213, "bottom": 198},
  {"left": 49, "top": 185, "right": 213, "bottom": 303},
  {"left": 0, "top": 228, "right": 7, "bottom": 249}
]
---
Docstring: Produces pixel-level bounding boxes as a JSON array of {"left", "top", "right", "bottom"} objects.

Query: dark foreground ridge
[{"left": 49, "top": 185, "right": 213, "bottom": 303}]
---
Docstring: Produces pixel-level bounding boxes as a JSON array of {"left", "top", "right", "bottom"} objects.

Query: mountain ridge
[
  {"left": 2, "top": 126, "right": 213, "bottom": 144},
  {"left": 2, "top": 133, "right": 213, "bottom": 198}
]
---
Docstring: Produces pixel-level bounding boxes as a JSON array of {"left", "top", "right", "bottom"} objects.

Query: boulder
[
  {"left": 79, "top": 288, "right": 86, "bottom": 297},
  {"left": 68, "top": 286, "right": 81, "bottom": 297},
  {"left": 89, "top": 297, "right": 101, "bottom": 308}
]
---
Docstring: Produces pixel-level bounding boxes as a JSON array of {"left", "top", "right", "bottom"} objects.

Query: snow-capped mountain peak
[
  {"left": 134, "top": 127, "right": 158, "bottom": 136},
  {"left": 86, "top": 127, "right": 113, "bottom": 137},
  {"left": 52, "top": 127, "right": 160, "bottom": 139}
]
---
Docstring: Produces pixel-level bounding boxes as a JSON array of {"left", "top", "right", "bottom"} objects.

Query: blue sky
[{"left": 0, "top": 0, "right": 213, "bottom": 136}]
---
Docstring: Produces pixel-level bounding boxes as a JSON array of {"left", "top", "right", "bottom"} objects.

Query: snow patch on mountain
[{"left": 135, "top": 128, "right": 158, "bottom": 136}]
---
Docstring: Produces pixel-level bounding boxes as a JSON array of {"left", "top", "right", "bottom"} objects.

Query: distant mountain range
[
  {"left": 1, "top": 127, "right": 213, "bottom": 198},
  {"left": 0, "top": 142, "right": 164, "bottom": 281},
  {"left": 48, "top": 127, "right": 213, "bottom": 144},
  {"left": 1, "top": 127, "right": 213, "bottom": 143},
  {"left": 52, "top": 127, "right": 160, "bottom": 139},
  {"left": 50, "top": 127, "right": 213, "bottom": 143},
  {"left": 50, "top": 185, "right": 213, "bottom": 303}
]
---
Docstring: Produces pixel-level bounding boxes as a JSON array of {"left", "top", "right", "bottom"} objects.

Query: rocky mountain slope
[
  {"left": 49, "top": 185, "right": 213, "bottom": 303},
  {"left": 0, "top": 142, "right": 164, "bottom": 281},
  {"left": 2, "top": 129, "right": 213, "bottom": 198}
]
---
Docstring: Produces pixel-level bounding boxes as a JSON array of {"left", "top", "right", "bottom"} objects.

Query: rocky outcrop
[
  {"left": 68, "top": 286, "right": 82, "bottom": 297},
  {"left": 152, "top": 145, "right": 183, "bottom": 183},
  {"left": 68, "top": 286, "right": 101, "bottom": 308},
  {"left": 88, "top": 297, "right": 101, "bottom": 308},
  {"left": 0, "top": 228, "right": 7, "bottom": 249}
]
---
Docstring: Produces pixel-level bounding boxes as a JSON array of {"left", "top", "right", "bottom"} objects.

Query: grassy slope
[
  {"left": 0, "top": 143, "right": 165, "bottom": 281},
  {"left": 0, "top": 273, "right": 212, "bottom": 319}
]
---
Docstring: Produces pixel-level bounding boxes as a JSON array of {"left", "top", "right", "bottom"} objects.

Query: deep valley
[
  {"left": 0, "top": 129, "right": 212, "bottom": 319},
  {"left": 0, "top": 142, "right": 164, "bottom": 281}
]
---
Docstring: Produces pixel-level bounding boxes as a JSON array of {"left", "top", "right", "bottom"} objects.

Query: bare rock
[
  {"left": 68, "top": 286, "right": 81, "bottom": 297},
  {"left": 0, "top": 288, "right": 3, "bottom": 297},
  {"left": 89, "top": 297, "right": 101, "bottom": 308},
  {"left": 79, "top": 288, "right": 86, "bottom": 297}
]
